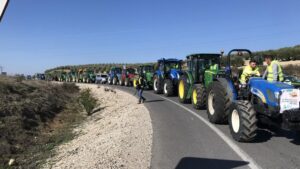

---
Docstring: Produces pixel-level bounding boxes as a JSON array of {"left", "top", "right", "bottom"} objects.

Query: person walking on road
[
  {"left": 240, "top": 59, "right": 260, "bottom": 85},
  {"left": 136, "top": 75, "right": 146, "bottom": 104},
  {"left": 262, "top": 55, "right": 284, "bottom": 82}
]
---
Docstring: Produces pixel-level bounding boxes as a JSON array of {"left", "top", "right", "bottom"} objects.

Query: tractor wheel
[
  {"left": 192, "top": 84, "right": 206, "bottom": 109},
  {"left": 119, "top": 79, "right": 124, "bottom": 86},
  {"left": 163, "top": 79, "right": 174, "bottom": 97},
  {"left": 153, "top": 75, "right": 163, "bottom": 94},
  {"left": 87, "top": 79, "right": 90, "bottom": 83},
  {"left": 125, "top": 78, "right": 130, "bottom": 87},
  {"left": 229, "top": 100, "right": 257, "bottom": 142},
  {"left": 178, "top": 75, "right": 190, "bottom": 103},
  {"left": 113, "top": 77, "right": 118, "bottom": 85},
  {"left": 206, "top": 80, "right": 231, "bottom": 124}
]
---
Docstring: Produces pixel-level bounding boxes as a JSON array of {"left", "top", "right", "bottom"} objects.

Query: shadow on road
[
  {"left": 175, "top": 157, "right": 249, "bottom": 169},
  {"left": 253, "top": 124, "right": 300, "bottom": 145},
  {"left": 144, "top": 99, "right": 165, "bottom": 103}
]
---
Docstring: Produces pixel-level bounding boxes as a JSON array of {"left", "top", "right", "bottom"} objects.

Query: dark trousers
[{"left": 138, "top": 89, "right": 145, "bottom": 103}]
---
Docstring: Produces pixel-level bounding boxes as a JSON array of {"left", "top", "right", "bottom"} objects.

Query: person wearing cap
[
  {"left": 240, "top": 59, "right": 260, "bottom": 85},
  {"left": 136, "top": 75, "right": 146, "bottom": 104},
  {"left": 262, "top": 55, "right": 283, "bottom": 82}
]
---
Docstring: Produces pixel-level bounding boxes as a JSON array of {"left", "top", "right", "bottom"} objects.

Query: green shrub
[{"left": 78, "top": 88, "right": 98, "bottom": 115}]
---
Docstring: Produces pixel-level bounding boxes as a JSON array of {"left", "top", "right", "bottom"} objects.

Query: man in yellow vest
[
  {"left": 240, "top": 59, "right": 260, "bottom": 85},
  {"left": 262, "top": 55, "right": 284, "bottom": 82}
]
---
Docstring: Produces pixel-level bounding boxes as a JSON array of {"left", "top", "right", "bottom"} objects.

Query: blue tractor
[
  {"left": 153, "top": 58, "right": 182, "bottom": 96},
  {"left": 108, "top": 67, "right": 122, "bottom": 85},
  {"left": 206, "top": 49, "right": 300, "bottom": 142}
]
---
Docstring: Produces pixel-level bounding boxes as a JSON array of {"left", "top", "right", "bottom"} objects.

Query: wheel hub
[
  {"left": 208, "top": 91, "right": 215, "bottom": 115},
  {"left": 231, "top": 109, "right": 240, "bottom": 133},
  {"left": 179, "top": 80, "right": 184, "bottom": 99},
  {"left": 193, "top": 89, "right": 197, "bottom": 104},
  {"left": 164, "top": 83, "right": 168, "bottom": 94}
]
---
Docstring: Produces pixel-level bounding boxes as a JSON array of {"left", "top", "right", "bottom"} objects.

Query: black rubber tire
[
  {"left": 108, "top": 77, "right": 112, "bottom": 85},
  {"left": 153, "top": 75, "right": 163, "bottom": 94},
  {"left": 119, "top": 79, "right": 124, "bottom": 86},
  {"left": 113, "top": 77, "right": 118, "bottom": 85},
  {"left": 206, "top": 80, "right": 232, "bottom": 124},
  {"left": 229, "top": 100, "right": 257, "bottom": 142},
  {"left": 125, "top": 78, "right": 130, "bottom": 87},
  {"left": 178, "top": 75, "right": 191, "bottom": 103},
  {"left": 192, "top": 84, "right": 206, "bottom": 109},
  {"left": 163, "top": 79, "right": 174, "bottom": 97}
]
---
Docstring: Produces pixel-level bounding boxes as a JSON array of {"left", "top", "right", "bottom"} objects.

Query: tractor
[
  {"left": 108, "top": 67, "right": 122, "bottom": 85},
  {"left": 206, "top": 49, "right": 300, "bottom": 142},
  {"left": 76, "top": 69, "right": 84, "bottom": 83},
  {"left": 119, "top": 67, "right": 136, "bottom": 87},
  {"left": 178, "top": 53, "right": 222, "bottom": 109},
  {"left": 133, "top": 65, "right": 155, "bottom": 89},
  {"left": 83, "top": 70, "right": 96, "bottom": 83},
  {"left": 153, "top": 58, "right": 182, "bottom": 96}
]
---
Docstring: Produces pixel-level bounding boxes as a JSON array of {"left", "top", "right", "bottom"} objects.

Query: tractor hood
[
  {"left": 170, "top": 69, "right": 182, "bottom": 80},
  {"left": 249, "top": 78, "right": 294, "bottom": 93}
]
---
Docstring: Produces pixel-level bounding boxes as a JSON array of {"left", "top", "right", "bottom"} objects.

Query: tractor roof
[
  {"left": 186, "top": 53, "right": 221, "bottom": 60},
  {"left": 158, "top": 58, "right": 182, "bottom": 62}
]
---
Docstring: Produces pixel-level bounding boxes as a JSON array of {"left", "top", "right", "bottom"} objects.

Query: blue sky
[{"left": 0, "top": 0, "right": 299, "bottom": 75}]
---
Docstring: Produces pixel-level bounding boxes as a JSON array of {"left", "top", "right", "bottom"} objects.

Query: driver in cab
[{"left": 239, "top": 59, "right": 260, "bottom": 86}]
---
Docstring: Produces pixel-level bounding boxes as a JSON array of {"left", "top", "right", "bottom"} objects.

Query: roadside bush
[
  {"left": 0, "top": 77, "right": 81, "bottom": 168},
  {"left": 78, "top": 88, "right": 98, "bottom": 115}
]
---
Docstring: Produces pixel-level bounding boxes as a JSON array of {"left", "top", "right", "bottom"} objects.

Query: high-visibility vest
[
  {"left": 267, "top": 60, "right": 283, "bottom": 82},
  {"left": 210, "top": 64, "right": 218, "bottom": 71},
  {"left": 240, "top": 65, "right": 260, "bottom": 84}
]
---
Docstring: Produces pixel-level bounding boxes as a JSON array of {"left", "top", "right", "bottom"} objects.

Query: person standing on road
[
  {"left": 262, "top": 55, "right": 284, "bottom": 82},
  {"left": 136, "top": 75, "right": 146, "bottom": 104},
  {"left": 240, "top": 59, "right": 260, "bottom": 85}
]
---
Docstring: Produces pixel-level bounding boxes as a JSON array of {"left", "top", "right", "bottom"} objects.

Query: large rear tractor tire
[
  {"left": 178, "top": 75, "right": 190, "bottom": 103},
  {"left": 192, "top": 84, "right": 206, "bottom": 109},
  {"left": 153, "top": 75, "right": 163, "bottom": 94},
  {"left": 229, "top": 100, "right": 257, "bottom": 142},
  {"left": 206, "top": 80, "right": 232, "bottom": 124},
  {"left": 163, "top": 79, "right": 174, "bottom": 97},
  {"left": 113, "top": 77, "right": 118, "bottom": 85}
]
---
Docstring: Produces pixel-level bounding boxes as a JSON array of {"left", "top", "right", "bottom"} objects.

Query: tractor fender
[
  {"left": 182, "top": 71, "right": 194, "bottom": 99},
  {"left": 216, "top": 78, "right": 237, "bottom": 101}
]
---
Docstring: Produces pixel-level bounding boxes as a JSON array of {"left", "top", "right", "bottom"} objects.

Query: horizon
[{"left": 0, "top": 0, "right": 300, "bottom": 75}]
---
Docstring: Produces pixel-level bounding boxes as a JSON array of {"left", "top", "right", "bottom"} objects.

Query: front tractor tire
[
  {"left": 153, "top": 75, "right": 163, "bottom": 94},
  {"left": 163, "top": 79, "right": 174, "bottom": 97},
  {"left": 229, "top": 101, "right": 257, "bottom": 142},
  {"left": 192, "top": 84, "right": 206, "bottom": 109},
  {"left": 113, "top": 77, "right": 118, "bottom": 85},
  {"left": 206, "top": 80, "right": 232, "bottom": 124},
  {"left": 125, "top": 78, "right": 130, "bottom": 87},
  {"left": 178, "top": 75, "right": 190, "bottom": 103}
]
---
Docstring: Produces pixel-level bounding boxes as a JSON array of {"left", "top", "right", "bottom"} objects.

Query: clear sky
[{"left": 0, "top": 0, "right": 299, "bottom": 75}]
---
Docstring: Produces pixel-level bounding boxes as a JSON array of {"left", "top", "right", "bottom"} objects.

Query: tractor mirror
[{"left": 0, "top": 0, "right": 9, "bottom": 22}]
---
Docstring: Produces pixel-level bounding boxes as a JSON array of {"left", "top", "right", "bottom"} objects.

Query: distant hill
[{"left": 254, "top": 45, "right": 300, "bottom": 61}]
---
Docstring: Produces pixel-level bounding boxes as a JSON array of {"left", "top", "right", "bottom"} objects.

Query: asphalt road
[{"left": 106, "top": 84, "right": 300, "bottom": 169}]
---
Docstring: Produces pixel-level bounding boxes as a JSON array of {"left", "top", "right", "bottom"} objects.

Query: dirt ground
[{"left": 43, "top": 84, "right": 153, "bottom": 169}]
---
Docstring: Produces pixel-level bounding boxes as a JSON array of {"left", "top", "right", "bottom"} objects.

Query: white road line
[{"left": 147, "top": 92, "right": 262, "bottom": 169}]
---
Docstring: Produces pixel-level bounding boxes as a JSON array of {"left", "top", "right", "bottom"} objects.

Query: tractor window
[
  {"left": 115, "top": 68, "right": 122, "bottom": 74},
  {"left": 126, "top": 69, "right": 135, "bottom": 74},
  {"left": 144, "top": 66, "right": 154, "bottom": 73},
  {"left": 165, "top": 62, "right": 181, "bottom": 71}
]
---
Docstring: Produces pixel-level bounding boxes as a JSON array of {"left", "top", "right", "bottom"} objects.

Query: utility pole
[{"left": 0, "top": 65, "right": 2, "bottom": 74}]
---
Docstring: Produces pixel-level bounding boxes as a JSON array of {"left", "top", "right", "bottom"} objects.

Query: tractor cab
[
  {"left": 186, "top": 54, "right": 221, "bottom": 87},
  {"left": 157, "top": 58, "right": 182, "bottom": 76}
]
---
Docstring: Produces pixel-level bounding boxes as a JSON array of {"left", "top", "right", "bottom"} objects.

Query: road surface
[{"left": 105, "top": 84, "right": 300, "bottom": 169}]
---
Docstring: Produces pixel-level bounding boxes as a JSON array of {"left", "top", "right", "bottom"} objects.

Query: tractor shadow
[
  {"left": 144, "top": 99, "right": 165, "bottom": 103},
  {"left": 253, "top": 124, "right": 300, "bottom": 145},
  {"left": 175, "top": 157, "right": 249, "bottom": 169}
]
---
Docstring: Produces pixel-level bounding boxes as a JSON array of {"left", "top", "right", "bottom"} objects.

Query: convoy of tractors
[{"left": 44, "top": 49, "right": 300, "bottom": 143}]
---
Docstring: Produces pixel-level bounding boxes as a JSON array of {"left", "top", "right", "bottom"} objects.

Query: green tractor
[
  {"left": 58, "top": 71, "right": 67, "bottom": 82},
  {"left": 83, "top": 70, "right": 96, "bottom": 83},
  {"left": 178, "top": 53, "right": 222, "bottom": 109},
  {"left": 133, "top": 65, "right": 155, "bottom": 89}
]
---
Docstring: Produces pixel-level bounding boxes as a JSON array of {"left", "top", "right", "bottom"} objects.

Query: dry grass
[{"left": 0, "top": 76, "right": 84, "bottom": 168}]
